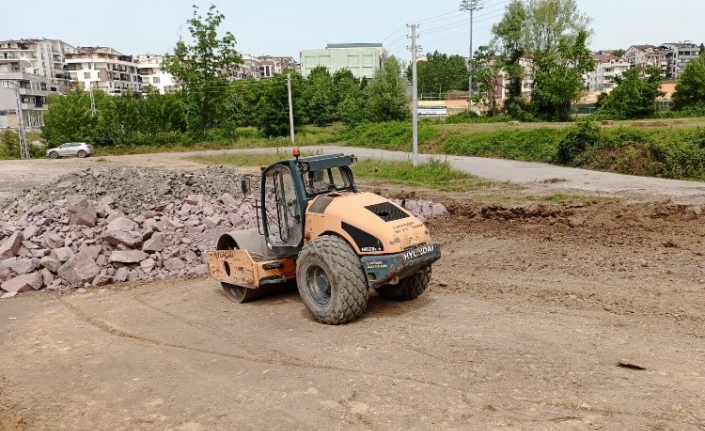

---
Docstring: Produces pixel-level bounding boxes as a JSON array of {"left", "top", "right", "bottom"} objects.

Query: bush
[
  {"left": 441, "top": 127, "right": 565, "bottom": 163},
  {"left": 0, "top": 131, "right": 20, "bottom": 159},
  {"left": 556, "top": 121, "right": 602, "bottom": 165},
  {"left": 444, "top": 111, "right": 515, "bottom": 124}
]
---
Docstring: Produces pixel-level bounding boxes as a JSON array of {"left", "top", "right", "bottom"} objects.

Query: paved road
[{"left": 3, "top": 146, "right": 705, "bottom": 203}]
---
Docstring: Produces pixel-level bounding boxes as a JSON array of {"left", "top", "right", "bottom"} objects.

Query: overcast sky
[{"left": 2, "top": 0, "right": 703, "bottom": 60}]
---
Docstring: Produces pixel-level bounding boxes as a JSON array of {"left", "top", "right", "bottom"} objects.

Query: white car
[{"left": 46, "top": 142, "right": 95, "bottom": 159}]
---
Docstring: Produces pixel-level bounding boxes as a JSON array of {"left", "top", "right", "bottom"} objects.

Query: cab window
[{"left": 303, "top": 167, "right": 352, "bottom": 196}]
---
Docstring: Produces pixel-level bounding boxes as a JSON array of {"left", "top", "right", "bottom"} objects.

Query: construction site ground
[{"left": 1, "top": 151, "right": 705, "bottom": 431}]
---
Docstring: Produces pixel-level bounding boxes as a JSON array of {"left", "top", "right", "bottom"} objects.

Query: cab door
[{"left": 261, "top": 164, "right": 304, "bottom": 256}]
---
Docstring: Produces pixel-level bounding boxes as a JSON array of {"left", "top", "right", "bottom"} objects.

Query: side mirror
[{"left": 241, "top": 177, "right": 251, "bottom": 195}]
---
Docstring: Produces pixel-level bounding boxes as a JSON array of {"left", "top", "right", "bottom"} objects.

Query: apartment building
[
  {"left": 624, "top": 45, "right": 667, "bottom": 77},
  {"left": 135, "top": 54, "right": 177, "bottom": 93},
  {"left": 0, "top": 59, "right": 50, "bottom": 129},
  {"left": 64, "top": 47, "right": 142, "bottom": 95},
  {"left": 231, "top": 55, "right": 301, "bottom": 80},
  {"left": 585, "top": 53, "right": 630, "bottom": 92},
  {"left": 660, "top": 42, "right": 701, "bottom": 79},
  {"left": 300, "top": 43, "right": 386, "bottom": 80},
  {"left": 0, "top": 38, "right": 75, "bottom": 92},
  {"left": 493, "top": 57, "right": 535, "bottom": 101}
]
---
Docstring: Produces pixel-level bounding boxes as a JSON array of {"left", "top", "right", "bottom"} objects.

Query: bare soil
[{"left": 2, "top": 155, "right": 705, "bottom": 430}]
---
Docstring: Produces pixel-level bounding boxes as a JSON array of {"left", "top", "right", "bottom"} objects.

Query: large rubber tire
[
  {"left": 49, "top": 151, "right": 59, "bottom": 159},
  {"left": 375, "top": 265, "right": 431, "bottom": 301},
  {"left": 77, "top": 150, "right": 87, "bottom": 158},
  {"left": 296, "top": 235, "right": 369, "bottom": 325}
]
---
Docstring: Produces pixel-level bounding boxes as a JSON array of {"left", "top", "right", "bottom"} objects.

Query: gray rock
[
  {"left": 107, "top": 217, "right": 138, "bottom": 232},
  {"left": 181, "top": 250, "right": 198, "bottom": 264},
  {"left": 92, "top": 274, "right": 113, "bottom": 287},
  {"left": 22, "top": 225, "right": 41, "bottom": 240},
  {"left": 186, "top": 195, "right": 204, "bottom": 206},
  {"left": 41, "top": 268, "right": 54, "bottom": 285},
  {"left": 164, "top": 257, "right": 185, "bottom": 272},
  {"left": 142, "top": 233, "right": 166, "bottom": 253},
  {"left": 31, "top": 249, "right": 50, "bottom": 258},
  {"left": 109, "top": 250, "right": 149, "bottom": 264},
  {"left": 140, "top": 258, "right": 156, "bottom": 272},
  {"left": 67, "top": 195, "right": 97, "bottom": 227},
  {"left": 58, "top": 251, "right": 101, "bottom": 287},
  {"left": 96, "top": 254, "right": 107, "bottom": 267},
  {"left": 193, "top": 264, "right": 208, "bottom": 276},
  {"left": 1, "top": 272, "right": 43, "bottom": 292},
  {"left": 127, "top": 270, "right": 139, "bottom": 282},
  {"left": 100, "top": 196, "right": 115, "bottom": 206},
  {"left": 104, "top": 231, "right": 143, "bottom": 248},
  {"left": 44, "top": 233, "right": 64, "bottom": 249},
  {"left": 205, "top": 215, "right": 221, "bottom": 228},
  {"left": 0, "top": 268, "right": 12, "bottom": 283},
  {"left": 41, "top": 255, "right": 62, "bottom": 273},
  {"left": 22, "top": 240, "right": 39, "bottom": 250},
  {"left": 54, "top": 247, "right": 75, "bottom": 263},
  {"left": 4, "top": 258, "right": 36, "bottom": 275},
  {"left": 114, "top": 267, "right": 129, "bottom": 282},
  {"left": 79, "top": 244, "right": 102, "bottom": 260},
  {"left": 0, "top": 232, "right": 23, "bottom": 259}
]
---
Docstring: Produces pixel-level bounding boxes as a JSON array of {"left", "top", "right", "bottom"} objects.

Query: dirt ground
[{"left": 2, "top": 155, "right": 705, "bottom": 430}]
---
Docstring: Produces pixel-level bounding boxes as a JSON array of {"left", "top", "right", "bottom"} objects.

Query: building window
[
  {"left": 153, "top": 77, "right": 160, "bottom": 84},
  {"left": 84, "top": 72, "right": 90, "bottom": 79}
]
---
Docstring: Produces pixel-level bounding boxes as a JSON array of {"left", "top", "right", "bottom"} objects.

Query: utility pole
[
  {"left": 460, "top": 0, "right": 484, "bottom": 111},
  {"left": 408, "top": 24, "right": 421, "bottom": 167},
  {"left": 89, "top": 85, "right": 97, "bottom": 116},
  {"left": 286, "top": 73, "right": 295, "bottom": 145},
  {"left": 10, "top": 81, "right": 30, "bottom": 159}
]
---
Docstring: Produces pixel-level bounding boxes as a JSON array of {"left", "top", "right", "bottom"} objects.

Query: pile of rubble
[
  {"left": 0, "top": 166, "right": 448, "bottom": 296},
  {"left": 1, "top": 166, "right": 249, "bottom": 221},
  {"left": 0, "top": 192, "right": 257, "bottom": 295}
]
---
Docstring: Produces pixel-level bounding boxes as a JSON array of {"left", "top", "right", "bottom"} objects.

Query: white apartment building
[
  {"left": 64, "top": 47, "right": 142, "bottom": 95},
  {"left": 624, "top": 45, "right": 667, "bottom": 78},
  {"left": 0, "top": 59, "right": 50, "bottom": 129},
  {"left": 660, "top": 42, "right": 700, "bottom": 79},
  {"left": 585, "top": 53, "right": 630, "bottom": 92},
  {"left": 0, "top": 38, "right": 75, "bottom": 92},
  {"left": 135, "top": 54, "right": 177, "bottom": 93}
]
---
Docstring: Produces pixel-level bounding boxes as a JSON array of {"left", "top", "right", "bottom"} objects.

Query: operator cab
[{"left": 252, "top": 150, "right": 358, "bottom": 256}]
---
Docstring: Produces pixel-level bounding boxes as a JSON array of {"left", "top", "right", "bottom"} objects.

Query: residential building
[
  {"left": 0, "top": 59, "right": 50, "bottom": 129},
  {"left": 135, "top": 54, "right": 177, "bottom": 93},
  {"left": 0, "top": 38, "right": 75, "bottom": 92},
  {"left": 660, "top": 42, "right": 701, "bottom": 79},
  {"left": 231, "top": 55, "right": 301, "bottom": 80},
  {"left": 300, "top": 43, "right": 386, "bottom": 80},
  {"left": 64, "top": 47, "right": 142, "bottom": 95},
  {"left": 494, "top": 57, "right": 535, "bottom": 101},
  {"left": 585, "top": 52, "right": 630, "bottom": 92},
  {"left": 624, "top": 45, "right": 667, "bottom": 77}
]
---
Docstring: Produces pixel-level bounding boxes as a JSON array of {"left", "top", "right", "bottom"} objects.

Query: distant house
[
  {"left": 134, "top": 54, "right": 178, "bottom": 94},
  {"left": 585, "top": 52, "right": 630, "bottom": 92},
  {"left": 624, "top": 45, "right": 667, "bottom": 78},
  {"left": 300, "top": 43, "right": 386, "bottom": 80},
  {"left": 659, "top": 42, "right": 701, "bottom": 79}
]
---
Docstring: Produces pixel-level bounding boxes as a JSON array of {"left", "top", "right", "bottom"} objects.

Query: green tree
[
  {"left": 407, "top": 51, "right": 470, "bottom": 95},
  {"left": 492, "top": 0, "right": 530, "bottom": 119},
  {"left": 304, "top": 66, "right": 336, "bottom": 127},
  {"left": 162, "top": 4, "right": 242, "bottom": 136},
  {"left": 471, "top": 46, "right": 502, "bottom": 116},
  {"left": 531, "top": 31, "right": 595, "bottom": 121},
  {"left": 673, "top": 52, "right": 705, "bottom": 111},
  {"left": 366, "top": 57, "right": 410, "bottom": 122},
  {"left": 220, "top": 79, "right": 259, "bottom": 130},
  {"left": 332, "top": 69, "right": 361, "bottom": 109},
  {"left": 41, "top": 88, "right": 95, "bottom": 145},
  {"left": 255, "top": 73, "right": 305, "bottom": 137},
  {"left": 522, "top": 0, "right": 592, "bottom": 60},
  {"left": 598, "top": 67, "right": 664, "bottom": 119},
  {"left": 613, "top": 49, "right": 625, "bottom": 58},
  {"left": 338, "top": 86, "right": 368, "bottom": 126}
]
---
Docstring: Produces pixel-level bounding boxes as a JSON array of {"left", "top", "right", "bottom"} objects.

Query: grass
[
  {"left": 189, "top": 149, "right": 320, "bottom": 168},
  {"left": 543, "top": 193, "right": 596, "bottom": 203},
  {"left": 189, "top": 153, "right": 496, "bottom": 192}
]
